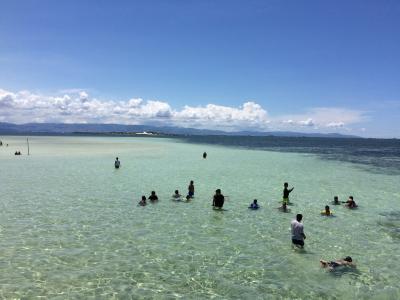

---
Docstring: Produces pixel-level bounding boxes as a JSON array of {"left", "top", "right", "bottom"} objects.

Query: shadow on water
[
  {"left": 328, "top": 266, "right": 361, "bottom": 278},
  {"left": 178, "top": 136, "right": 400, "bottom": 176},
  {"left": 378, "top": 211, "right": 400, "bottom": 240}
]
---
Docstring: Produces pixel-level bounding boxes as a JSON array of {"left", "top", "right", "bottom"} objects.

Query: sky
[{"left": 0, "top": 0, "right": 399, "bottom": 137}]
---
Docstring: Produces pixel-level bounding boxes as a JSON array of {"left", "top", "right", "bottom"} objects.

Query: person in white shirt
[{"left": 291, "top": 214, "right": 306, "bottom": 248}]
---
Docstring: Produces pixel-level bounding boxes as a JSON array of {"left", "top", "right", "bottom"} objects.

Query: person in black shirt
[
  {"left": 149, "top": 191, "right": 158, "bottom": 201},
  {"left": 283, "top": 182, "right": 294, "bottom": 204},
  {"left": 212, "top": 189, "right": 225, "bottom": 209}
]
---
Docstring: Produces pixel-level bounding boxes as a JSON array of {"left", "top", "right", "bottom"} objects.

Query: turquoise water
[{"left": 0, "top": 136, "right": 399, "bottom": 299}]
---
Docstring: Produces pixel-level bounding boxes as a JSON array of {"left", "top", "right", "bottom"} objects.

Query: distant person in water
[
  {"left": 213, "top": 189, "right": 225, "bottom": 209},
  {"left": 291, "top": 214, "right": 306, "bottom": 248},
  {"left": 114, "top": 157, "right": 120, "bottom": 169},
  {"left": 321, "top": 205, "right": 332, "bottom": 216},
  {"left": 320, "top": 256, "right": 356, "bottom": 270},
  {"left": 344, "top": 196, "right": 357, "bottom": 209},
  {"left": 249, "top": 199, "right": 259, "bottom": 210},
  {"left": 188, "top": 180, "right": 195, "bottom": 198},
  {"left": 278, "top": 202, "right": 290, "bottom": 213},
  {"left": 332, "top": 196, "right": 340, "bottom": 205},
  {"left": 172, "top": 190, "right": 181, "bottom": 199},
  {"left": 149, "top": 191, "right": 158, "bottom": 201},
  {"left": 138, "top": 196, "right": 147, "bottom": 206},
  {"left": 283, "top": 182, "right": 294, "bottom": 204},
  {"left": 203, "top": 152, "right": 207, "bottom": 159}
]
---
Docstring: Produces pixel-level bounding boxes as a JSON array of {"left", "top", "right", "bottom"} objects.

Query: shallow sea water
[{"left": 0, "top": 136, "right": 399, "bottom": 299}]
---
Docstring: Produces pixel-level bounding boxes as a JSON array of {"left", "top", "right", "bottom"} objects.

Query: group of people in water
[{"left": 114, "top": 155, "right": 357, "bottom": 271}]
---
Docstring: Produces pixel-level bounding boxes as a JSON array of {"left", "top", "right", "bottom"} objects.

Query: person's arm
[
  {"left": 301, "top": 226, "right": 306, "bottom": 239},
  {"left": 212, "top": 196, "right": 215, "bottom": 206},
  {"left": 289, "top": 187, "right": 294, "bottom": 193}
]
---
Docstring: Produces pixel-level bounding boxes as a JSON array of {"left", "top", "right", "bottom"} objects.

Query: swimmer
[
  {"left": 343, "top": 196, "right": 357, "bottom": 209},
  {"left": 332, "top": 196, "right": 340, "bottom": 205},
  {"left": 188, "top": 180, "right": 195, "bottom": 198},
  {"left": 148, "top": 191, "right": 158, "bottom": 201},
  {"left": 172, "top": 190, "right": 181, "bottom": 199},
  {"left": 203, "top": 152, "right": 207, "bottom": 159},
  {"left": 114, "top": 157, "right": 120, "bottom": 169},
  {"left": 283, "top": 182, "right": 294, "bottom": 204},
  {"left": 278, "top": 202, "right": 291, "bottom": 213},
  {"left": 138, "top": 196, "right": 147, "bottom": 206},
  {"left": 321, "top": 205, "right": 332, "bottom": 216},
  {"left": 212, "top": 189, "right": 225, "bottom": 209},
  {"left": 320, "top": 256, "right": 356, "bottom": 270},
  {"left": 249, "top": 199, "right": 259, "bottom": 210}
]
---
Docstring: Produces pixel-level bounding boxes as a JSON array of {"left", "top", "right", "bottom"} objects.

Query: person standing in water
[
  {"left": 291, "top": 214, "right": 306, "bottom": 248},
  {"left": 212, "top": 189, "right": 225, "bottom": 209},
  {"left": 188, "top": 180, "right": 195, "bottom": 198},
  {"left": 203, "top": 152, "right": 207, "bottom": 159},
  {"left": 114, "top": 157, "right": 121, "bottom": 169},
  {"left": 283, "top": 182, "right": 294, "bottom": 204}
]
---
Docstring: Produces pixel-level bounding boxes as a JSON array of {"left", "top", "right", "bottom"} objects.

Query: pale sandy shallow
[{"left": 0, "top": 136, "right": 399, "bottom": 299}]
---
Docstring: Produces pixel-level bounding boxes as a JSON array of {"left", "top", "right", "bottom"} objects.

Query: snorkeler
[
  {"left": 321, "top": 205, "right": 332, "bottom": 216},
  {"left": 212, "top": 189, "right": 225, "bottom": 209},
  {"left": 332, "top": 196, "right": 340, "bottom": 205},
  {"left": 343, "top": 196, "right": 357, "bottom": 209},
  {"left": 148, "top": 191, "right": 158, "bottom": 201},
  {"left": 320, "top": 256, "right": 356, "bottom": 270},
  {"left": 249, "top": 199, "right": 259, "bottom": 210},
  {"left": 188, "top": 180, "right": 195, "bottom": 198},
  {"left": 283, "top": 182, "right": 294, "bottom": 204},
  {"left": 114, "top": 157, "right": 120, "bottom": 169},
  {"left": 291, "top": 214, "right": 306, "bottom": 248},
  {"left": 138, "top": 196, "right": 147, "bottom": 206}
]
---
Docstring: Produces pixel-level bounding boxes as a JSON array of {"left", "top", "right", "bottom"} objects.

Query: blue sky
[{"left": 0, "top": 0, "right": 399, "bottom": 137}]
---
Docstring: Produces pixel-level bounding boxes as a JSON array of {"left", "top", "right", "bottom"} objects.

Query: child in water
[
  {"left": 332, "top": 196, "right": 340, "bottom": 205},
  {"left": 212, "top": 189, "right": 225, "bottom": 209},
  {"left": 283, "top": 182, "right": 294, "bottom": 204},
  {"left": 172, "top": 190, "right": 181, "bottom": 199},
  {"left": 138, "top": 196, "right": 147, "bottom": 206},
  {"left": 321, "top": 205, "right": 332, "bottom": 216},
  {"left": 249, "top": 199, "right": 259, "bottom": 210}
]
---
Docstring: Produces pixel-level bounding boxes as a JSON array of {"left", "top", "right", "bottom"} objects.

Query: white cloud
[{"left": 0, "top": 88, "right": 368, "bottom": 132}]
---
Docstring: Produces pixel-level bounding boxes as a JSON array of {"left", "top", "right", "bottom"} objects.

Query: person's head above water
[
  {"left": 253, "top": 199, "right": 258, "bottom": 204},
  {"left": 334, "top": 196, "right": 339, "bottom": 202},
  {"left": 349, "top": 196, "right": 354, "bottom": 201},
  {"left": 344, "top": 256, "right": 352, "bottom": 262},
  {"left": 175, "top": 190, "right": 179, "bottom": 195},
  {"left": 141, "top": 196, "right": 146, "bottom": 201},
  {"left": 116, "top": 157, "right": 119, "bottom": 160},
  {"left": 190, "top": 180, "right": 194, "bottom": 185},
  {"left": 215, "top": 189, "right": 221, "bottom": 195},
  {"left": 325, "top": 205, "right": 330, "bottom": 211},
  {"left": 284, "top": 182, "right": 288, "bottom": 188},
  {"left": 151, "top": 191, "right": 156, "bottom": 195},
  {"left": 296, "top": 214, "right": 303, "bottom": 222}
]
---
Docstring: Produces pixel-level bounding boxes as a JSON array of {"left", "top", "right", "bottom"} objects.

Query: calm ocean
[{"left": 0, "top": 135, "right": 399, "bottom": 299}]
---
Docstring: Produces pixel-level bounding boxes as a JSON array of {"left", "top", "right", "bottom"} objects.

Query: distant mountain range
[{"left": 0, "top": 122, "right": 359, "bottom": 138}]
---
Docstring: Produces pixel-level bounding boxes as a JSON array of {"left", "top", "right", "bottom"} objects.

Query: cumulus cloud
[{"left": 0, "top": 88, "right": 368, "bottom": 132}]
